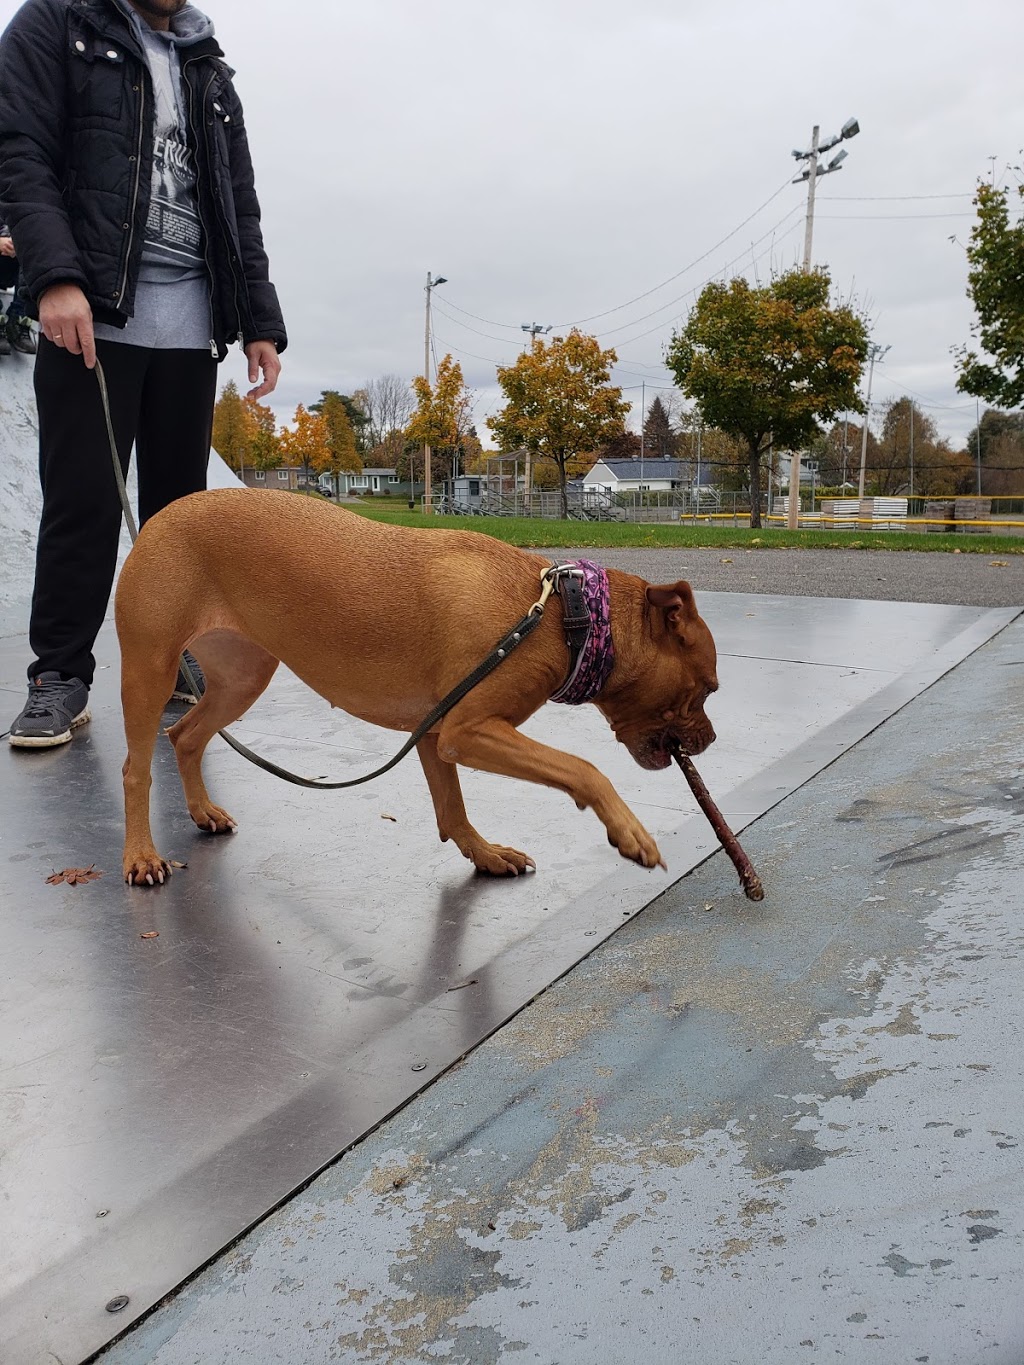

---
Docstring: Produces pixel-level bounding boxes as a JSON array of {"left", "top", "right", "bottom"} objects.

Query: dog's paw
[
  {"left": 188, "top": 801, "right": 238, "bottom": 835},
  {"left": 466, "top": 841, "right": 536, "bottom": 877},
  {"left": 607, "top": 818, "right": 664, "bottom": 871},
  {"left": 124, "top": 851, "right": 172, "bottom": 887}
]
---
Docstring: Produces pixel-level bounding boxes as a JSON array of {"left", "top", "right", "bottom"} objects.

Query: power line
[
  {"left": 816, "top": 212, "right": 974, "bottom": 221},
  {"left": 817, "top": 192, "right": 973, "bottom": 202},
  {"left": 439, "top": 176, "right": 795, "bottom": 334},
  {"left": 596, "top": 206, "right": 804, "bottom": 340}
]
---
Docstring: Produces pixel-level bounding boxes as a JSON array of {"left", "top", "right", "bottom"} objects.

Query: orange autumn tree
[
  {"left": 279, "top": 404, "right": 332, "bottom": 489},
  {"left": 407, "top": 353, "right": 475, "bottom": 488},
  {"left": 488, "top": 330, "right": 629, "bottom": 518},
  {"left": 241, "top": 394, "right": 281, "bottom": 470}
]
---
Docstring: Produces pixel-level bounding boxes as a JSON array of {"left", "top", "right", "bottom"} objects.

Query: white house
[{"left": 583, "top": 458, "right": 692, "bottom": 495}]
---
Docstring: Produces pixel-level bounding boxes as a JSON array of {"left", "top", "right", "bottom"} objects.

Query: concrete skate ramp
[
  {"left": 0, "top": 583, "right": 1016, "bottom": 1362},
  {"left": 0, "top": 355, "right": 242, "bottom": 636}
]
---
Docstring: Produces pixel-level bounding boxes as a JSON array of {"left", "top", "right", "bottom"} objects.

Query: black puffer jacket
[{"left": 0, "top": 0, "right": 286, "bottom": 357}]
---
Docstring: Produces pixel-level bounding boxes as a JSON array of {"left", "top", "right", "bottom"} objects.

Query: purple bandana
[{"left": 550, "top": 559, "right": 615, "bottom": 705}]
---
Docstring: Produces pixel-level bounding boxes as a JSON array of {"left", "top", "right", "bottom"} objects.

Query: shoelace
[{"left": 22, "top": 680, "right": 79, "bottom": 718}]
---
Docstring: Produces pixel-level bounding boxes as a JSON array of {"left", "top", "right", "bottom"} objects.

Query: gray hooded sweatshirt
[{"left": 94, "top": 3, "right": 218, "bottom": 351}]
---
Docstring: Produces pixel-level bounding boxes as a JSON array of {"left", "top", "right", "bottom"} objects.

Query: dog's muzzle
[{"left": 624, "top": 719, "right": 716, "bottom": 771}]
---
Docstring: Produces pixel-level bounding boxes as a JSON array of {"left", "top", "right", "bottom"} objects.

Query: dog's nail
[
  {"left": 145, "top": 873, "right": 154, "bottom": 886},
  {"left": 126, "top": 873, "right": 133, "bottom": 885},
  {"left": 525, "top": 858, "right": 536, "bottom": 870},
  {"left": 157, "top": 871, "right": 164, "bottom": 884},
  {"left": 209, "top": 821, "right": 217, "bottom": 833}
]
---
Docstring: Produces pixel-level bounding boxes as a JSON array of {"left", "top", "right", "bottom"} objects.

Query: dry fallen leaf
[
  {"left": 169, "top": 860, "right": 188, "bottom": 869},
  {"left": 720, "top": 558, "right": 733, "bottom": 564},
  {"left": 45, "top": 865, "right": 103, "bottom": 887},
  {"left": 381, "top": 813, "right": 398, "bottom": 822},
  {"left": 140, "top": 931, "right": 160, "bottom": 940},
  {"left": 990, "top": 560, "right": 1008, "bottom": 568}
]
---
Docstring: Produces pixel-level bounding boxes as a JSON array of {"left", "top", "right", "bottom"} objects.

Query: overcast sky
[{"left": 4, "top": 0, "right": 1020, "bottom": 446}]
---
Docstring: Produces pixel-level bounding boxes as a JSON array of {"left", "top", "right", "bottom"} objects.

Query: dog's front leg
[
  {"left": 416, "top": 733, "right": 535, "bottom": 875},
  {"left": 438, "top": 717, "right": 665, "bottom": 870}
]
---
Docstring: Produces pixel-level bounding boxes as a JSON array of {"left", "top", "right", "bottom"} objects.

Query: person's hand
[
  {"left": 244, "top": 340, "right": 280, "bottom": 399},
  {"left": 0, "top": 236, "right": 15, "bottom": 258},
  {"left": 39, "top": 283, "right": 96, "bottom": 368}
]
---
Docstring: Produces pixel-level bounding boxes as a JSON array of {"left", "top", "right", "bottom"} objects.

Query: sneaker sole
[{"left": 8, "top": 706, "right": 91, "bottom": 749}]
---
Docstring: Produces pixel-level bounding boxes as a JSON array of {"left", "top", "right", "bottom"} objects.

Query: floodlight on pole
[
  {"left": 521, "top": 322, "right": 552, "bottom": 344},
  {"left": 790, "top": 115, "right": 860, "bottom": 270},
  {"left": 422, "top": 271, "right": 447, "bottom": 515}
]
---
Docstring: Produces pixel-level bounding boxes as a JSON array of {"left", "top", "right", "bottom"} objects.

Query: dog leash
[{"left": 96, "top": 359, "right": 563, "bottom": 790}]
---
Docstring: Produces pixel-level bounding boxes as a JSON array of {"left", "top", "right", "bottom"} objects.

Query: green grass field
[{"left": 338, "top": 502, "right": 1024, "bottom": 555}]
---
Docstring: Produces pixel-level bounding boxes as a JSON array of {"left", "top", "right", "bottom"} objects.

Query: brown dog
[{"left": 116, "top": 490, "right": 718, "bottom": 886}]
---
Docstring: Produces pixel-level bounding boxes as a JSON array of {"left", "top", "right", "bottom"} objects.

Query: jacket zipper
[
  {"left": 116, "top": 72, "right": 146, "bottom": 309},
  {"left": 184, "top": 59, "right": 221, "bottom": 355}
]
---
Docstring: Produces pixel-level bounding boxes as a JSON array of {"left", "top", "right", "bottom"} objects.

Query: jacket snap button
[
  {"left": 75, "top": 39, "right": 85, "bottom": 51},
  {"left": 107, "top": 49, "right": 117, "bottom": 58}
]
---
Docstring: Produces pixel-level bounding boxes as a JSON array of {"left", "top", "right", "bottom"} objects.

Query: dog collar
[{"left": 548, "top": 560, "right": 615, "bottom": 705}]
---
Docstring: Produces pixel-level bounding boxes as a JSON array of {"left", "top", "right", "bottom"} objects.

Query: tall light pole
[
  {"left": 791, "top": 116, "right": 859, "bottom": 270},
  {"left": 857, "top": 342, "right": 890, "bottom": 502},
  {"left": 520, "top": 324, "right": 551, "bottom": 505},
  {"left": 423, "top": 271, "right": 447, "bottom": 514},
  {"left": 787, "top": 118, "right": 859, "bottom": 526}
]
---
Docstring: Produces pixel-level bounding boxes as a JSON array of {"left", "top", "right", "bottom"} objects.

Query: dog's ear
[{"left": 646, "top": 581, "right": 699, "bottom": 642}]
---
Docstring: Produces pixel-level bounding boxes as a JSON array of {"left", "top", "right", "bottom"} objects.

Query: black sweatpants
[{"left": 28, "top": 338, "right": 218, "bottom": 686}]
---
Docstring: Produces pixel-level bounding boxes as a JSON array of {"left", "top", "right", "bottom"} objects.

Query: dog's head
[{"left": 599, "top": 580, "right": 718, "bottom": 771}]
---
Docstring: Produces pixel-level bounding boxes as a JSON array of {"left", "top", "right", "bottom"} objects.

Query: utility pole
[
  {"left": 791, "top": 116, "right": 859, "bottom": 271},
  {"left": 422, "top": 271, "right": 447, "bottom": 514},
  {"left": 802, "top": 125, "right": 821, "bottom": 271},
  {"left": 520, "top": 323, "right": 551, "bottom": 508},
  {"left": 788, "top": 117, "right": 859, "bottom": 520},
  {"left": 909, "top": 399, "right": 915, "bottom": 499},
  {"left": 857, "top": 342, "right": 890, "bottom": 501}
]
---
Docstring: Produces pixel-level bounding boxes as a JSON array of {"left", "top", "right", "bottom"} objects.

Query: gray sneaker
[
  {"left": 9, "top": 673, "right": 91, "bottom": 748},
  {"left": 7, "top": 316, "right": 37, "bottom": 355},
  {"left": 170, "top": 650, "right": 205, "bottom": 704}
]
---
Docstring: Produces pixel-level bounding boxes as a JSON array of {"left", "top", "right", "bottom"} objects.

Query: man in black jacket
[{"left": 0, "top": 0, "right": 286, "bottom": 747}]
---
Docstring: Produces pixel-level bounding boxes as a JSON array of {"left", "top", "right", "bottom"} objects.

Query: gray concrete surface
[
  {"left": 98, "top": 615, "right": 1024, "bottom": 1363},
  {"left": 8, "top": 594, "right": 1014, "bottom": 1365},
  {"left": 552, "top": 545, "right": 1024, "bottom": 608}
]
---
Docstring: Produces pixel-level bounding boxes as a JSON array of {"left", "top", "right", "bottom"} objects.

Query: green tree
[
  {"left": 955, "top": 181, "right": 1024, "bottom": 406},
  {"left": 211, "top": 380, "right": 253, "bottom": 473},
  {"left": 488, "top": 330, "right": 630, "bottom": 518},
  {"left": 665, "top": 268, "right": 868, "bottom": 527},
  {"left": 962, "top": 407, "right": 1024, "bottom": 495},
  {"left": 642, "top": 395, "right": 677, "bottom": 459},
  {"left": 311, "top": 390, "right": 370, "bottom": 455},
  {"left": 599, "top": 429, "right": 641, "bottom": 462}
]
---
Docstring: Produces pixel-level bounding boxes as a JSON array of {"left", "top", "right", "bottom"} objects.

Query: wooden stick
[{"left": 673, "top": 752, "right": 765, "bottom": 902}]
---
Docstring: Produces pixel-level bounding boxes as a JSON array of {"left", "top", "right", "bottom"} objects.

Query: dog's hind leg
[
  {"left": 165, "top": 630, "right": 279, "bottom": 834},
  {"left": 416, "top": 732, "right": 535, "bottom": 876}
]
